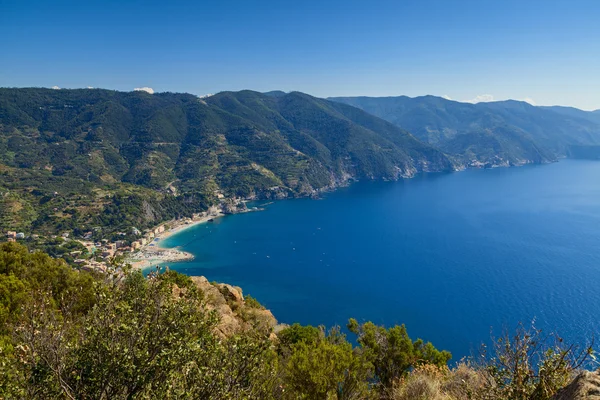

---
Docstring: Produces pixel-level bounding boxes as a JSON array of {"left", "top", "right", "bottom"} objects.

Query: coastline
[
  {"left": 126, "top": 211, "right": 224, "bottom": 270},
  {"left": 121, "top": 160, "right": 551, "bottom": 272},
  {"left": 122, "top": 160, "right": 552, "bottom": 272}
]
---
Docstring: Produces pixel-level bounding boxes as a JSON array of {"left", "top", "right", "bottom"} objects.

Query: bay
[{"left": 159, "top": 160, "right": 600, "bottom": 359}]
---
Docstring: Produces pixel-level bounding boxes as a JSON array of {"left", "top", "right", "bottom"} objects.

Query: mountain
[
  {"left": 0, "top": 88, "right": 453, "bottom": 235},
  {"left": 329, "top": 96, "right": 600, "bottom": 166},
  {"left": 541, "top": 105, "right": 600, "bottom": 126},
  {"left": 263, "top": 90, "right": 287, "bottom": 98}
]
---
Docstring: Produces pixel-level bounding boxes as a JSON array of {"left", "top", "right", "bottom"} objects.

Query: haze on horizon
[{"left": 1, "top": 0, "right": 599, "bottom": 111}]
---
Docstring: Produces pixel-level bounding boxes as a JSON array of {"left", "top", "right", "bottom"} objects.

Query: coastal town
[{"left": 4, "top": 206, "right": 228, "bottom": 272}]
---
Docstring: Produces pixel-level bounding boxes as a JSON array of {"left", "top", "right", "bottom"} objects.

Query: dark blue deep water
[{"left": 160, "top": 160, "right": 600, "bottom": 359}]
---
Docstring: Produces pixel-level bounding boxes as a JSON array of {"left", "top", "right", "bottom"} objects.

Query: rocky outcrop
[
  {"left": 221, "top": 198, "right": 248, "bottom": 214},
  {"left": 189, "top": 276, "right": 278, "bottom": 337},
  {"left": 218, "top": 283, "right": 244, "bottom": 303},
  {"left": 553, "top": 370, "right": 600, "bottom": 400}
]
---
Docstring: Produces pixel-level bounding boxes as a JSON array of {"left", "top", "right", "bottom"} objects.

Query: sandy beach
[{"left": 127, "top": 211, "right": 224, "bottom": 270}]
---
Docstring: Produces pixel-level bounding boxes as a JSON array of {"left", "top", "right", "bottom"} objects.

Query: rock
[
  {"left": 221, "top": 202, "right": 238, "bottom": 214},
  {"left": 207, "top": 205, "right": 220, "bottom": 216},
  {"left": 273, "top": 324, "right": 289, "bottom": 334},
  {"left": 216, "top": 283, "right": 244, "bottom": 303},
  {"left": 553, "top": 370, "right": 600, "bottom": 400},
  {"left": 243, "top": 307, "right": 278, "bottom": 331},
  {"left": 187, "top": 277, "right": 238, "bottom": 336},
  {"left": 187, "top": 276, "right": 277, "bottom": 338}
]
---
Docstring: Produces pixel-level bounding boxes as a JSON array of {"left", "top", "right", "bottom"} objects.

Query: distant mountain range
[
  {"left": 0, "top": 88, "right": 454, "bottom": 234},
  {"left": 329, "top": 95, "right": 600, "bottom": 166},
  {"left": 2, "top": 87, "right": 600, "bottom": 235},
  {"left": 542, "top": 105, "right": 600, "bottom": 125},
  {"left": 0, "top": 88, "right": 453, "bottom": 196}
]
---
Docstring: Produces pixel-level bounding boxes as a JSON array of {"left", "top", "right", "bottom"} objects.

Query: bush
[
  {"left": 244, "top": 294, "right": 265, "bottom": 309},
  {"left": 0, "top": 243, "right": 596, "bottom": 400},
  {"left": 482, "top": 323, "right": 594, "bottom": 400},
  {"left": 393, "top": 370, "right": 450, "bottom": 400},
  {"left": 282, "top": 327, "right": 372, "bottom": 400},
  {"left": 348, "top": 318, "right": 452, "bottom": 391},
  {"left": 442, "top": 362, "right": 492, "bottom": 399}
]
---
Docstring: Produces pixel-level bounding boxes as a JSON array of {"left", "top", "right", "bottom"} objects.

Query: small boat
[{"left": 208, "top": 218, "right": 214, "bottom": 222}]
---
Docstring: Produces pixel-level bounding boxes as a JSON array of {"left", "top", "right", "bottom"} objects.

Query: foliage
[
  {"left": 331, "top": 95, "right": 600, "bottom": 166},
  {"left": 392, "top": 364, "right": 453, "bottom": 400},
  {"left": 282, "top": 327, "right": 372, "bottom": 400},
  {"left": 0, "top": 88, "right": 454, "bottom": 237},
  {"left": 277, "top": 323, "right": 321, "bottom": 354},
  {"left": 173, "top": 331, "right": 280, "bottom": 399},
  {"left": 348, "top": 318, "right": 452, "bottom": 390},
  {"left": 0, "top": 243, "right": 595, "bottom": 400},
  {"left": 0, "top": 241, "right": 96, "bottom": 334},
  {"left": 3, "top": 251, "right": 280, "bottom": 399},
  {"left": 481, "top": 323, "right": 594, "bottom": 400},
  {"left": 244, "top": 294, "right": 266, "bottom": 309},
  {"left": 155, "top": 267, "right": 195, "bottom": 290}
]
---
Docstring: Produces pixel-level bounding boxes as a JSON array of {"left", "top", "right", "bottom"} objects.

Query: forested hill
[
  {"left": 0, "top": 88, "right": 453, "bottom": 235},
  {"left": 330, "top": 95, "right": 600, "bottom": 166}
]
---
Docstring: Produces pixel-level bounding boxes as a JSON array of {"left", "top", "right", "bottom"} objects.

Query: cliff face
[
  {"left": 187, "top": 276, "right": 278, "bottom": 337},
  {"left": 553, "top": 370, "right": 600, "bottom": 400}
]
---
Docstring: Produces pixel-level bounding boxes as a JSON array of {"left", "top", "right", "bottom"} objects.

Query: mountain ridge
[
  {"left": 3, "top": 87, "right": 599, "bottom": 237},
  {"left": 0, "top": 87, "right": 454, "bottom": 235},
  {"left": 329, "top": 94, "right": 600, "bottom": 165}
]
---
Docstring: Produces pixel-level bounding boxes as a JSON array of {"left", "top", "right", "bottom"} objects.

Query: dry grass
[
  {"left": 392, "top": 363, "right": 494, "bottom": 400},
  {"left": 393, "top": 374, "right": 450, "bottom": 400},
  {"left": 443, "top": 362, "right": 495, "bottom": 400},
  {"left": 392, "top": 365, "right": 452, "bottom": 400}
]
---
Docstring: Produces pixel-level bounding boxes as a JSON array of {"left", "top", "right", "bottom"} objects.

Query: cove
[{"left": 159, "top": 160, "right": 600, "bottom": 359}]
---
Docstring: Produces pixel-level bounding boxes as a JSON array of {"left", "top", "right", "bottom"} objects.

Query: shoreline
[
  {"left": 126, "top": 211, "right": 224, "bottom": 270},
  {"left": 123, "top": 160, "right": 554, "bottom": 271}
]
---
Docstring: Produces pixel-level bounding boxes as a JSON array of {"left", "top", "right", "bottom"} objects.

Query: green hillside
[
  {"left": 0, "top": 88, "right": 453, "bottom": 236},
  {"left": 330, "top": 95, "right": 600, "bottom": 166},
  {"left": 1, "top": 242, "right": 595, "bottom": 400}
]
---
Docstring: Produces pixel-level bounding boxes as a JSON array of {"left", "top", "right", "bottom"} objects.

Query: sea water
[{"left": 159, "top": 160, "right": 600, "bottom": 359}]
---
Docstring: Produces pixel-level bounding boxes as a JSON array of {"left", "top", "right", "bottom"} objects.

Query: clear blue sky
[{"left": 1, "top": 0, "right": 599, "bottom": 110}]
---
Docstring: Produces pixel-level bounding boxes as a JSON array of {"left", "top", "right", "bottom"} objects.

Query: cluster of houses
[
  {"left": 5, "top": 231, "right": 25, "bottom": 241},
  {"left": 5, "top": 223, "right": 167, "bottom": 256},
  {"left": 5, "top": 216, "right": 204, "bottom": 273},
  {"left": 7, "top": 230, "right": 75, "bottom": 242},
  {"left": 86, "top": 224, "right": 167, "bottom": 259},
  {"left": 129, "top": 225, "right": 165, "bottom": 251}
]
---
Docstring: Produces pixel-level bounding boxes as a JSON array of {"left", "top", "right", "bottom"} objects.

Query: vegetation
[
  {"left": 347, "top": 319, "right": 452, "bottom": 389},
  {"left": 2, "top": 87, "right": 599, "bottom": 398},
  {"left": 0, "top": 88, "right": 454, "bottom": 238},
  {"left": 0, "top": 242, "right": 596, "bottom": 399},
  {"left": 330, "top": 95, "right": 600, "bottom": 166},
  {"left": 245, "top": 294, "right": 266, "bottom": 309},
  {"left": 3, "top": 88, "right": 600, "bottom": 247}
]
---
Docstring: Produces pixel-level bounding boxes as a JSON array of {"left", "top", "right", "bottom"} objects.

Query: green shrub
[
  {"left": 348, "top": 318, "right": 452, "bottom": 390},
  {"left": 244, "top": 294, "right": 265, "bottom": 309}
]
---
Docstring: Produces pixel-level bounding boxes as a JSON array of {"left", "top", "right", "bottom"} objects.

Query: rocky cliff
[
  {"left": 187, "top": 276, "right": 279, "bottom": 337},
  {"left": 553, "top": 370, "right": 600, "bottom": 400}
]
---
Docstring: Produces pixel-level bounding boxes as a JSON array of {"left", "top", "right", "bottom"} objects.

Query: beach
[{"left": 127, "top": 211, "right": 224, "bottom": 270}]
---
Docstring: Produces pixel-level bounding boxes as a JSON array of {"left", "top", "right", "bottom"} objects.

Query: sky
[{"left": 1, "top": 0, "right": 599, "bottom": 110}]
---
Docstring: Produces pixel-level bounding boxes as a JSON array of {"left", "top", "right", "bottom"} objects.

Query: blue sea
[{"left": 159, "top": 160, "right": 600, "bottom": 359}]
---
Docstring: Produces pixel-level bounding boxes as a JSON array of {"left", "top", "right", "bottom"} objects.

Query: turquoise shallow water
[{"left": 159, "top": 160, "right": 600, "bottom": 359}]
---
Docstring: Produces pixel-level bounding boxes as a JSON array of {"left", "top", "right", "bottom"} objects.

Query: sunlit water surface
[{"left": 160, "top": 160, "right": 600, "bottom": 359}]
